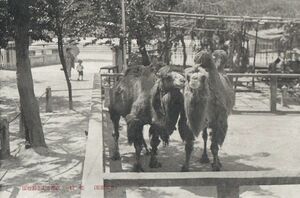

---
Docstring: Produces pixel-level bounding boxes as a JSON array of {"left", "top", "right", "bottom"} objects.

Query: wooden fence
[
  {"left": 84, "top": 72, "right": 300, "bottom": 198},
  {"left": 228, "top": 73, "right": 300, "bottom": 113}
]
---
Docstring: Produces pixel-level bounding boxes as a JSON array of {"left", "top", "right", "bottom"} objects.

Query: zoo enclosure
[{"left": 86, "top": 72, "right": 300, "bottom": 198}]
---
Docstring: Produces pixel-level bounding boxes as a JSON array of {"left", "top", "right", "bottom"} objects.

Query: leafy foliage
[{"left": 0, "top": 0, "right": 9, "bottom": 48}]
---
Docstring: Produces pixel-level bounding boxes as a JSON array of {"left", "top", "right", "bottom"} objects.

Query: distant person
[
  {"left": 76, "top": 59, "right": 84, "bottom": 81},
  {"left": 65, "top": 47, "right": 75, "bottom": 78},
  {"left": 268, "top": 57, "right": 281, "bottom": 73}
]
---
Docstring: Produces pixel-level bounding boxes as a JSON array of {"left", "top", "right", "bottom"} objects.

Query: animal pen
[
  {"left": 82, "top": 11, "right": 300, "bottom": 198},
  {"left": 83, "top": 71, "right": 300, "bottom": 198}
]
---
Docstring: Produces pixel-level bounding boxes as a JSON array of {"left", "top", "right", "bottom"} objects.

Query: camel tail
[
  {"left": 126, "top": 115, "right": 144, "bottom": 146},
  {"left": 216, "top": 115, "right": 229, "bottom": 146}
]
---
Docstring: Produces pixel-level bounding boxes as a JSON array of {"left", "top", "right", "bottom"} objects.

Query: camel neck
[{"left": 207, "top": 66, "right": 220, "bottom": 82}]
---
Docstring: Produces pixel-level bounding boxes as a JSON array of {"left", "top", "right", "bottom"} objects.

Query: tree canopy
[{"left": 0, "top": 0, "right": 10, "bottom": 48}]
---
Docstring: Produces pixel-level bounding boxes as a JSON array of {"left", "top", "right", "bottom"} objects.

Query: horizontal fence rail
[
  {"left": 151, "top": 10, "right": 300, "bottom": 24},
  {"left": 100, "top": 73, "right": 124, "bottom": 77},
  {"left": 103, "top": 171, "right": 300, "bottom": 187},
  {"left": 227, "top": 73, "right": 300, "bottom": 78},
  {"left": 103, "top": 171, "right": 300, "bottom": 198}
]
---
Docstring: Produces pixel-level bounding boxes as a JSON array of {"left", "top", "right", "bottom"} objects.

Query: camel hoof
[
  {"left": 111, "top": 151, "right": 121, "bottom": 161},
  {"left": 211, "top": 162, "right": 222, "bottom": 171},
  {"left": 24, "top": 141, "right": 31, "bottom": 149},
  {"left": 149, "top": 158, "right": 162, "bottom": 168},
  {"left": 133, "top": 163, "right": 144, "bottom": 172},
  {"left": 200, "top": 154, "right": 210, "bottom": 164},
  {"left": 181, "top": 165, "right": 189, "bottom": 172}
]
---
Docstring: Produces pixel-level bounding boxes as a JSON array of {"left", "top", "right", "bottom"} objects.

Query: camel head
[
  {"left": 185, "top": 67, "right": 208, "bottom": 90},
  {"left": 194, "top": 50, "right": 215, "bottom": 71},
  {"left": 212, "top": 50, "right": 228, "bottom": 72},
  {"left": 157, "top": 66, "right": 185, "bottom": 90}
]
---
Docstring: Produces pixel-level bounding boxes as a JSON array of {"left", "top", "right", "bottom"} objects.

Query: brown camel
[
  {"left": 181, "top": 50, "right": 235, "bottom": 171},
  {"left": 109, "top": 65, "right": 185, "bottom": 172}
]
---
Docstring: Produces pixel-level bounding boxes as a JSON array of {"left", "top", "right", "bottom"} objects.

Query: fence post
[
  {"left": 281, "top": 85, "right": 288, "bottom": 107},
  {"left": 104, "top": 87, "right": 110, "bottom": 108},
  {"left": 217, "top": 183, "right": 239, "bottom": 198},
  {"left": 0, "top": 117, "right": 10, "bottom": 160},
  {"left": 46, "top": 87, "right": 53, "bottom": 112},
  {"left": 270, "top": 76, "right": 277, "bottom": 113}
]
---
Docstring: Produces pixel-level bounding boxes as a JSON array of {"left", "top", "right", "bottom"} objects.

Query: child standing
[{"left": 76, "top": 59, "right": 84, "bottom": 81}]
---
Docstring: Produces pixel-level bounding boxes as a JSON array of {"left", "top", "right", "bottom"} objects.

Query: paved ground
[
  {"left": 233, "top": 80, "right": 300, "bottom": 112},
  {"left": 0, "top": 45, "right": 112, "bottom": 198}
]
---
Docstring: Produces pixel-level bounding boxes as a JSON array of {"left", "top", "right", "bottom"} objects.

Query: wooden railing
[
  {"left": 103, "top": 171, "right": 300, "bottom": 198},
  {"left": 227, "top": 73, "right": 300, "bottom": 113}
]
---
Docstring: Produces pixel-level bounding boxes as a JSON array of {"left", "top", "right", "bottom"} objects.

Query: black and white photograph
[{"left": 0, "top": 0, "right": 300, "bottom": 197}]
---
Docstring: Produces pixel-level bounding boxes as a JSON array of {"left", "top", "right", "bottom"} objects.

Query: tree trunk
[
  {"left": 127, "top": 37, "right": 132, "bottom": 57},
  {"left": 56, "top": 26, "right": 73, "bottom": 110},
  {"left": 136, "top": 33, "right": 150, "bottom": 66},
  {"left": 164, "top": 16, "right": 171, "bottom": 65},
  {"left": 12, "top": 0, "right": 46, "bottom": 147},
  {"left": 179, "top": 34, "right": 187, "bottom": 67},
  {"left": 228, "top": 41, "right": 235, "bottom": 72}
]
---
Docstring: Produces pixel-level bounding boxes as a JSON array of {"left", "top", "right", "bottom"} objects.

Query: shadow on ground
[
  {"left": 102, "top": 111, "right": 277, "bottom": 198},
  {"left": 0, "top": 94, "right": 89, "bottom": 198}
]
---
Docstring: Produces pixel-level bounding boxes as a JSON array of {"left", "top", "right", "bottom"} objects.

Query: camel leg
[
  {"left": 181, "top": 138, "right": 194, "bottom": 172},
  {"left": 142, "top": 137, "right": 150, "bottom": 155},
  {"left": 133, "top": 141, "right": 144, "bottom": 172},
  {"left": 211, "top": 130, "right": 222, "bottom": 171},
  {"left": 149, "top": 125, "right": 162, "bottom": 168},
  {"left": 110, "top": 111, "right": 121, "bottom": 160},
  {"left": 200, "top": 127, "right": 210, "bottom": 163}
]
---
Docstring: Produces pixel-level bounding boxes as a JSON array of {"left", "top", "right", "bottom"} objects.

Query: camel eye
[{"left": 191, "top": 76, "right": 197, "bottom": 80}]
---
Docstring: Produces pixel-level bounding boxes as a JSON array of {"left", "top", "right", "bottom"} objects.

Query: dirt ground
[{"left": 103, "top": 111, "right": 300, "bottom": 198}]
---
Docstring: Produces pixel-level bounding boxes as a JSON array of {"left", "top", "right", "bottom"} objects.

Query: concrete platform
[{"left": 81, "top": 74, "right": 104, "bottom": 198}]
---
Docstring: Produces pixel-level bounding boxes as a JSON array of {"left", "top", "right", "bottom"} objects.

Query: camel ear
[
  {"left": 125, "top": 114, "right": 135, "bottom": 123},
  {"left": 201, "top": 75, "right": 207, "bottom": 84},
  {"left": 184, "top": 67, "right": 194, "bottom": 81}
]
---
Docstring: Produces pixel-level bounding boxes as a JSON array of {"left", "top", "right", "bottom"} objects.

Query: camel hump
[
  {"left": 219, "top": 73, "right": 235, "bottom": 111},
  {"left": 213, "top": 50, "right": 227, "bottom": 64},
  {"left": 124, "top": 65, "right": 146, "bottom": 76}
]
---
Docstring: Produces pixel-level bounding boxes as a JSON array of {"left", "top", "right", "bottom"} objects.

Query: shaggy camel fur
[
  {"left": 181, "top": 50, "right": 234, "bottom": 171},
  {"left": 109, "top": 65, "right": 185, "bottom": 172}
]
